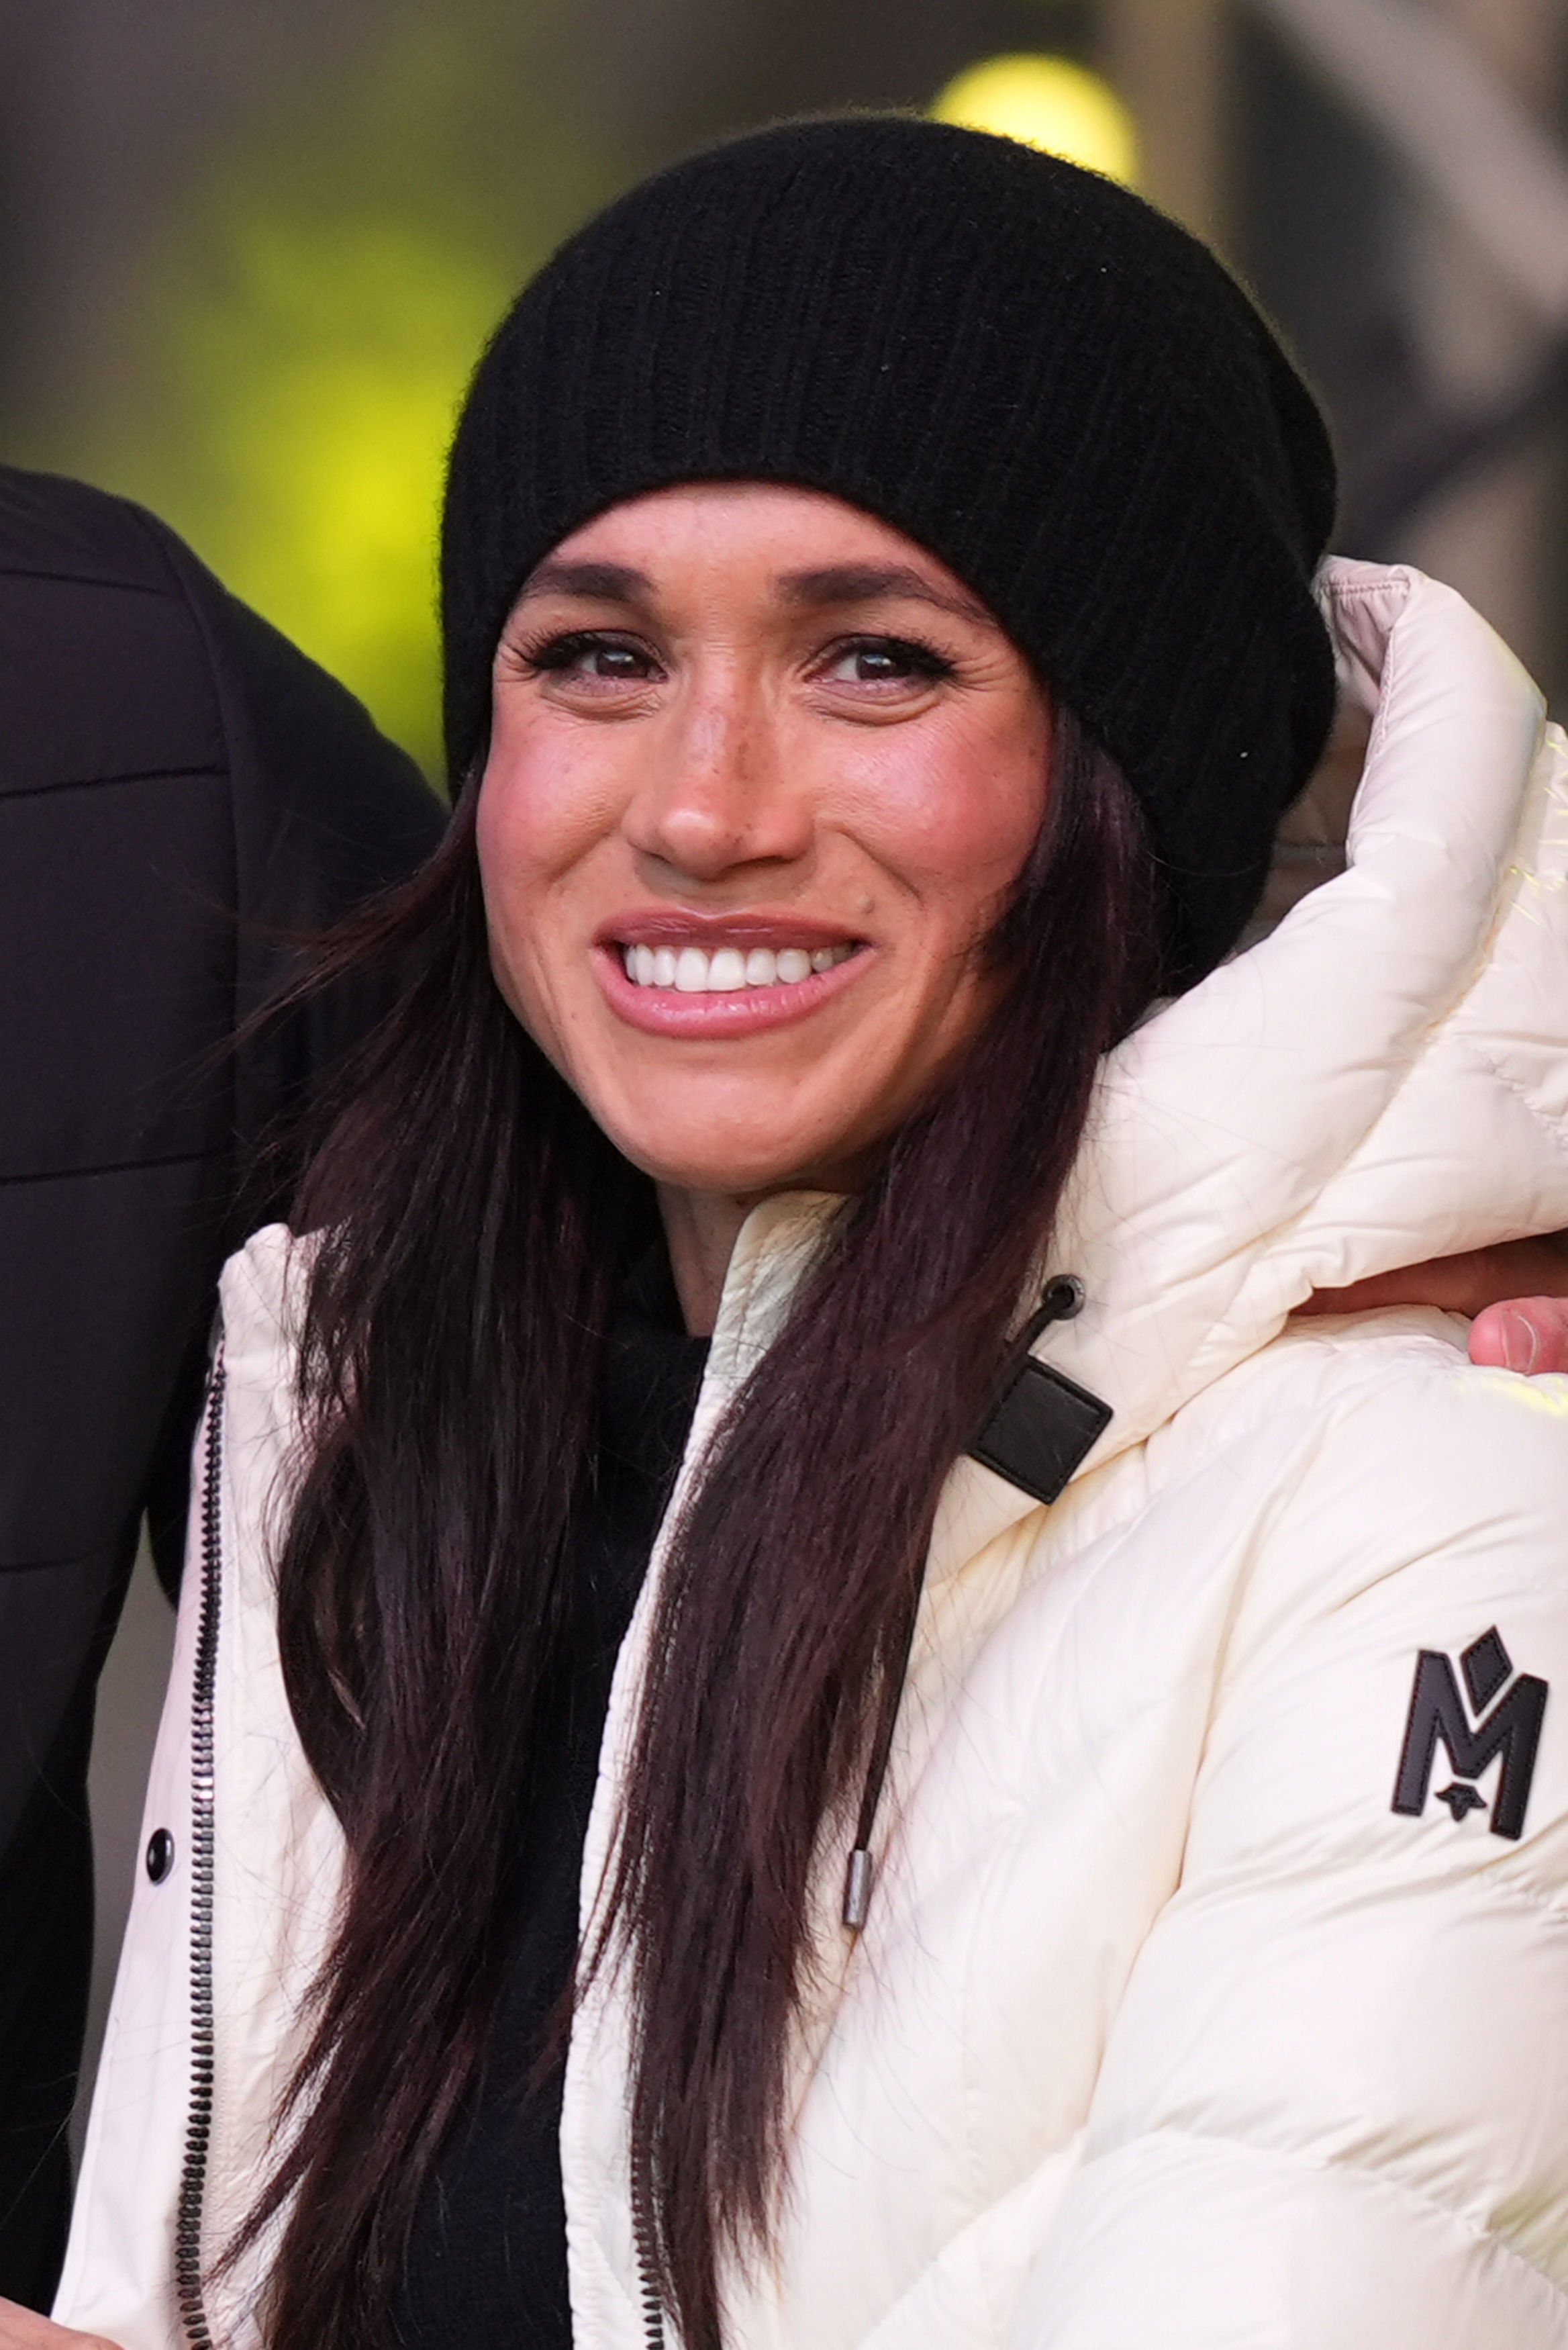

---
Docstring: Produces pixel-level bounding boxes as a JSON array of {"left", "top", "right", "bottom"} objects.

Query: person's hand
[
  {"left": 1469, "top": 1293, "right": 1568, "bottom": 1372},
  {"left": 0, "top": 2304, "right": 120, "bottom": 2349},
  {"left": 1301, "top": 1237, "right": 1568, "bottom": 1371}
]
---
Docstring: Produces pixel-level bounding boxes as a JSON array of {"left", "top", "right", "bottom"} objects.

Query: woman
[{"left": 31, "top": 117, "right": 1568, "bottom": 2349}]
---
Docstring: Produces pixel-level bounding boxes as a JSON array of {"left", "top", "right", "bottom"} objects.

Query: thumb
[{"left": 1469, "top": 1297, "right": 1568, "bottom": 1373}]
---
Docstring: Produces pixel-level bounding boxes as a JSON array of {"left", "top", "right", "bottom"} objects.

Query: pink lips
[{"left": 591, "top": 915, "right": 871, "bottom": 1039}]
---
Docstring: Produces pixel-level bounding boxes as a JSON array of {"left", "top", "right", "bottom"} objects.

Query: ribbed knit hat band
[{"left": 442, "top": 116, "right": 1338, "bottom": 983}]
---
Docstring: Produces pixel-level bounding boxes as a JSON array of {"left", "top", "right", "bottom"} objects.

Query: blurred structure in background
[
  {"left": 1234, "top": 0, "right": 1568, "bottom": 710},
  {"left": 5, "top": 0, "right": 1566, "bottom": 768}
]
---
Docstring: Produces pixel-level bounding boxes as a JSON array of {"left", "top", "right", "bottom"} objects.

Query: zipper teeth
[
  {"left": 174, "top": 1353, "right": 225, "bottom": 2350},
  {"left": 168, "top": 1358, "right": 657, "bottom": 2350},
  {"left": 630, "top": 2144, "right": 666, "bottom": 2349}
]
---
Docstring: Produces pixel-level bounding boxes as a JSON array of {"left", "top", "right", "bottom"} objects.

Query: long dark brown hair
[{"left": 241, "top": 702, "right": 1163, "bottom": 2349}]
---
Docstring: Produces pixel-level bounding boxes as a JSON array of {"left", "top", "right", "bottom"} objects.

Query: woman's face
[{"left": 477, "top": 483, "right": 1050, "bottom": 1198}]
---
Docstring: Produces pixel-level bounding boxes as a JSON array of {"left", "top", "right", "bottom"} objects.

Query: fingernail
[{"left": 1500, "top": 1307, "right": 1539, "bottom": 1374}]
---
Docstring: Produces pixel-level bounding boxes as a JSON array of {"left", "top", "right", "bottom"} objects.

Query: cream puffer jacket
[{"left": 56, "top": 561, "right": 1568, "bottom": 2349}]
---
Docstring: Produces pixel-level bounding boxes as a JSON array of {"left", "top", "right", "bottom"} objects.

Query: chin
[
  {"left": 600, "top": 1115, "right": 837, "bottom": 1199},
  {"left": 585, "top": 1078, "right": 815, "bottom": 1188},
  {"left": 630, "top": 1146, "right": 828, "bottom": 1198}
]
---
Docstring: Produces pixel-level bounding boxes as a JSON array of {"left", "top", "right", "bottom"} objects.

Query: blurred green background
[
  {"left": 5, "top": 0, "right": 1567, "bottom": 775},
  {"left": 5, "top": 3, "right": 618, "bottom": 771}
]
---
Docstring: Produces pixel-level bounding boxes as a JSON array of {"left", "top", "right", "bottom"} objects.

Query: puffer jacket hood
[
  {"left": 55, "top": 559, "right": 1568, "bottom": 2350},
  {"left": 1036, "top": 555, "right": 1567, "bottom": 1466}
]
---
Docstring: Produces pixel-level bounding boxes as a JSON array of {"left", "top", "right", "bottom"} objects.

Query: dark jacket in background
[{"left": 0, "top": 464, "right": 444, "bottom": 2306}]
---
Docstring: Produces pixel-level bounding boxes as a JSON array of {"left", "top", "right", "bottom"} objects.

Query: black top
[
  {"left": 0, "top": 463, "right": 443, "bottom": 2306},
  {"left": 391, "top": 1262, "right": 709, "bottom": 2349}
]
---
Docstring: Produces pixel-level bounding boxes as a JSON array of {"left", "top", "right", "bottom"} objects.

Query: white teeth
[
  {"left": 619, "top": 940, "right": 855, "bottom": 990},
  {"left": 707, "top": 947, "right": 747, "bottom": 992}
]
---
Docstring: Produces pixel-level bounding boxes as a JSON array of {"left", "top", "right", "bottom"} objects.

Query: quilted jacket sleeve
[{"left": 1012, "top": 1359, "right": 1568, "bottom": 2349}]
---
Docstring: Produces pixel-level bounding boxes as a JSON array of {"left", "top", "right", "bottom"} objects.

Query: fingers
[
  {"left": 1304, "top": 1237, "right": 1568, "bottom": 1321},
  {"left": 0, "top": 2302, "right": 121, "bottom": 2349},
  {"left": 1303, "top": 1276, "right": 1568, "bottom": 1370},
  {"left": 1470, "top": 1297, "right": 1568, "bottom": 1374}
]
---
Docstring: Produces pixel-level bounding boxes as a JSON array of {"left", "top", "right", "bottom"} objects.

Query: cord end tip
[{"left": 843, "top": 1847, "right": 874, "bottom": 1932}]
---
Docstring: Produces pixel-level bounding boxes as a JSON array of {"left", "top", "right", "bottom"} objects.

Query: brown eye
[
  {"left": 522, "top": 630, "right": 661, "bottom": 682},
  {"left": 822, "top": 635, "right": 956, "bottom": 686},
  {"left": 585, "top": 643, "right": 648, "bottom": 677}
]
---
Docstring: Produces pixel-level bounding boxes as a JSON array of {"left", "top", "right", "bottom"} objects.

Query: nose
[{"left": 622, "top": 661, "right": 813, "bottom": 884}]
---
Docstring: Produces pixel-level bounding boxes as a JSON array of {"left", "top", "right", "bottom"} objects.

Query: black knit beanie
[{"left": 442, "top": 115, "right": 1338, "bottom": 984}]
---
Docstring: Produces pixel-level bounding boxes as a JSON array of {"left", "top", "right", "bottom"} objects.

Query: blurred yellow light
[{"left": 930, "top": 54, "right": 1140, "bottom": 188}]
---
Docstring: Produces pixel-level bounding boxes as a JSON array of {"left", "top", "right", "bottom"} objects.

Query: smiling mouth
[{"left": 618, "top": 940, "right": 860, "bottom": 992}]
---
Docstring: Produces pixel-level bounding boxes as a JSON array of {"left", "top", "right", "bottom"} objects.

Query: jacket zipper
[
  {"left": 628, "top": 1286, "right": 1097, "bottom": 2337},
  {"left": 168, "top": 1364, "right": 662, "bottom": 2350},
  {"left": 843, "top": 1274, "right": 1096, "bottom": 1932},
  {"left": 173, "top": 1353, "right": 225, "bottom": 2350},
  {"left": 631, "top": 2144, "right": 666, "bottom": 2347}
]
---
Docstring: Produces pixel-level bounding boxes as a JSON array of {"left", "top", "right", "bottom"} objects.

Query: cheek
[
  {"left": 473, "top": 777, "right": 542, "bottom": 1015},
  {"left": 475, "top": 767, "right": 583, "bottom": 1057},
  {"left": 838, "top": 713, "right": 1050, "bottom": 933},
  {"left": 475, "top": 722, "right": 627, "bottom": 975},
  {"left": 477, "top": 728, "right": 608, "bottom": 888}
]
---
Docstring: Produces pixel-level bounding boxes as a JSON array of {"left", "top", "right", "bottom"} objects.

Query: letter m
[{"left": 1391, "top": 1627, "right": 1548, "bottom": 1840}]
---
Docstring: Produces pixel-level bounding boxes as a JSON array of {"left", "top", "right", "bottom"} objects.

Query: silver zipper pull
[{"left": 842, "top": 1846, "right": 875, "bottom": 1932}]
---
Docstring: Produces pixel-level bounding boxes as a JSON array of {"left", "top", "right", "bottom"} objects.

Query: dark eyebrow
[
  {"left": 511, "top": 556, "right": 995, "bottom": 627},
  {"left": 513, "top": 559, "right": 654, "bottom": 604},
  {"left": 775, "top": 565, "right": 995, "bottom": 628}
]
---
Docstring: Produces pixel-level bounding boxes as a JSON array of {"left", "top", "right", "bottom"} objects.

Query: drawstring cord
[{"left": 841, "top": 1276, "right": 1088, "bottom": 1932}]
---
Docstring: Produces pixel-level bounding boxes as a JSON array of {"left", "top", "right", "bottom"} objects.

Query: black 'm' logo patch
[{"left": 1391, "top": 1628, "right": 1548, "bottom": 1841}]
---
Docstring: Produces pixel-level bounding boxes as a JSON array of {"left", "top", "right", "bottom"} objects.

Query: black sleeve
[
  {"left": 123, "top": 512, "right": 448, "bottom": 1595},
  {"left": 138, "top": 513, "right": 447, "bottom": 1164},
  {"left": 0, "top": 463, "right": 444, "bottom": 2298}
]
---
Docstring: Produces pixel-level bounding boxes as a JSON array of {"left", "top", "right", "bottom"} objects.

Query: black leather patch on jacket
[{"left": 969, "top": 1357, "right": 1113, "bottom": 1507}]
